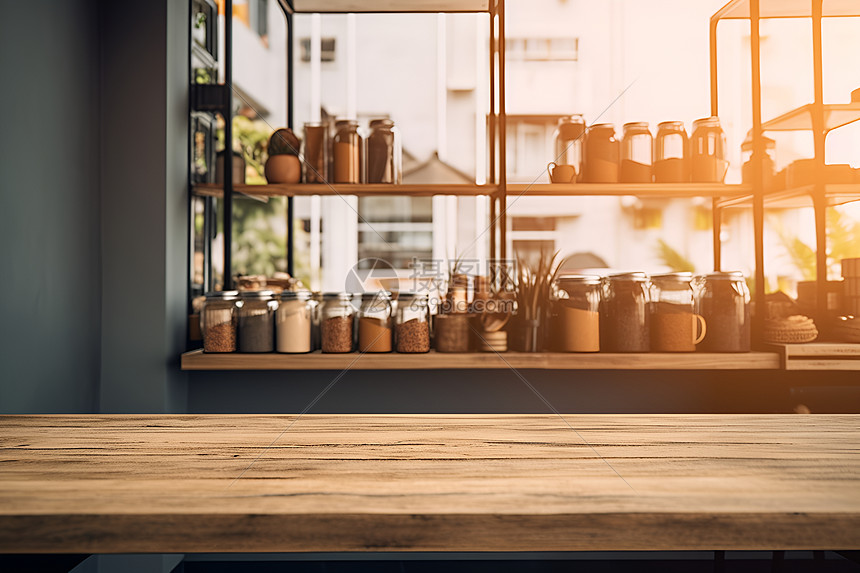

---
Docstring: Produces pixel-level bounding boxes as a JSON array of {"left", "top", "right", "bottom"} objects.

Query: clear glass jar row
[
  {"left": 302, "top": 119, "right": 402, "bottom": 185},
  {"left": 201, "top": 291, "right": 430, "bottom": 354},
  {"left": 550, "top": 271, "right": 750, "bottom": 353},
  {"left": 554, "top": 117, "right": 727, "bottom": 184}
]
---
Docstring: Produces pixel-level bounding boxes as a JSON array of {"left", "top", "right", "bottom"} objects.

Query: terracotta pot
[{"left": 265, "top": 155, "right": 301, "bottom": 183}]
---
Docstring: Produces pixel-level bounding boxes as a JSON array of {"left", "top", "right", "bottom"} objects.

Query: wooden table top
[{"left": 0, "top": 414, "right": 858, "bottom": 553}]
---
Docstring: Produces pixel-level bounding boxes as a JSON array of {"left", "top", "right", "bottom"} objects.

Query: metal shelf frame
[{"left": 709, "top": 0, "right": 860, "bottom": 338}]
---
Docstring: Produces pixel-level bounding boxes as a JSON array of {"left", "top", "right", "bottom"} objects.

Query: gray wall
[
  {"left": 98, "top": 0, "right": 189, "bottom": 413},
  {"left": 0, "top": 0, "right": 188, "bottom": 414},
  {"left": 0, "top": 0, "right": 102, "bottom": 413}
]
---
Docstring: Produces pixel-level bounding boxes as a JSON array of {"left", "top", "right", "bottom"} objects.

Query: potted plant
[{"left": 264, "top": 128, "right": 301, "bottom": 184}]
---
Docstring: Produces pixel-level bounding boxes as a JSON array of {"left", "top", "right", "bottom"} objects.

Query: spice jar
[
  {"left": 333, "top": 120, "right": 362, "bottom": 183},
  {"left": 654, "top": 121, "right": 689, "bottom": 183},
  {"left": 201, "top": 291, "right": 239, "bottom": 353},
  {"left": 357, "top": 291, "right": 393, "bottom": 352},
  {"left": 600, "top": 273, "right": 650, "bottom": 352},
  {"left": 320, "top": 293, "right": 355, "bottom": 353},
  {"left": 620, "top": 122, "right": 653, "bottom": 183},
  {"left": 237, "top": 291, "right": 278, "bottom": 353},
  {"left": 366, "top": 119, "right": 401, "bottom": 184},
  {"left": 395, "top": 293, "right": 431, "bottom": 353},
  {"left": 691, "top": 116, "right": 728, "bottom": 182},
  {"left": 552, "top": 115, "right": 586, "bottom": 182},
  {"left": 302, "top": 122, "right": 328, "bottom": 183},
  {"left": 694, "top": 271, "right": 751, "bottom": 352},
  {"left": 434, "top": 314, "right": 472, "bottom": 352},
  {"left": 551, "top": 275, "right": 601, "bottom": 352},
  {"left": 583, "top": 123, "right": 619, "bottom": 183},
  {"left": 275, "top": 291, "right": 313, "bottom": 353},
  {"left": 649, "top": 273, "right": 706, "bottom": 352}
]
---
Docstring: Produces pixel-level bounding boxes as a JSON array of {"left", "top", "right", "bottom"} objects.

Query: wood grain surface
[{"left": 0, "top": 414, "right": 858, "bottom": 553}]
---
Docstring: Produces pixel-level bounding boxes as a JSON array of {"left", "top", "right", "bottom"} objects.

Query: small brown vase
[{"left": 265, "top": 155, "right": 301, "bottom": 183}]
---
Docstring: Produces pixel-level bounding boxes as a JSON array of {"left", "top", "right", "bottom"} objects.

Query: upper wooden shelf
[
  {"left": 282, "top": 0, "right": 493, "bottom": 14},
  {"left": 181, "top": 349, "right": 780, "bottom": 371},
  {"left": 712, "top": 0, "right": 860, "bottom": 20},
  {"left": 762, "top": 102, "right": 860, "bottom": 133},
  {"left": 506, "top": 183, "right": 751, "bottom": 198},
  {"left": 715, "top": 183, "right": 860, "bottom": 209},
  {"left": 193, "top": 183, "right": 498, "bottom": 199}
]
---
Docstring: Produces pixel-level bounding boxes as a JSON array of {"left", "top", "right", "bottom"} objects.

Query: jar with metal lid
[
  {"left": 395, "top": 293, "right": 430, "bottom": 353},
  {"left": 237, "top": 291, "right": 278, "bottom": 353},
  {"left": 600, "top": 273, "right": 650, "bottom": 352},
  {"left": 551, "top": 275, "right": 601, "bottom": 352},
  {"left": 620, "top": 122, "right": 653, "bottom": 183},
  {"left": 654, "top": 121, "right": 689, "bottom": 182},
  {"left": 366, "top": 119, "right": 401, "bottom": 184},
  {"left": 694, "top": 271, "right": 750, "bottom": 352},
  {"left": 333, "top": 119, "right": 362, "bottom": 183},
  {"left": 357, "top": 291, "right": 393, "bottom": 352},
  {"left": 691, "top": 116, "right": 728, "bottom": 182},
  {"left": 275, "top": 291, "right": 314, "bottom": 353},
  {"left": 583, "top": 123, "right": 619, "bottom": 183},
  {"left": 201, "top": 291, "right": 239, "bottom": 353},
  {"left": 552, "top": 115, "right": 586, "bottom": 182},
  {"left": 302, "top": 122, "right": 328, "bottom": 183},
  {"left": 320, "top": 293, "right": 355, "bottom": 353},
  {"left": 650, "top": 273, "right": 706, "bottom": 352}
]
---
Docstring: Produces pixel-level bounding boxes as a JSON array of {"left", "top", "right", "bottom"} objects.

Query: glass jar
[
  {"left": 600, "top": 273, "right": 650, "bottom": 352},
  {"left": 551, "top": 275, "right": 601, "bottom": 352},
  {"left": 275, "top": 291, "right": 314, "bottom": 353},
  {"left": 320, "top": 293, "right": 355, "bottom": 353},
  {"left": 691, "top": 116, "right": 728, "bottom": 182},
  {"left": 694, "top": 271, "right": 751, "bottom": 352},
  {"left": 302, "top": 122, "right": 328, "bottom": 183},
  {"left": 620, "top": 122, "right": 653, "bottom": 183},
  {"left": 366, "top": 119, "right": 401, "bottom": 184},
  {"left": 237, "top": 291, "right": 278, "bottom": 353},
  {"left": 201, "top": 291, "right": 239, "bottom": 353},
  {"left": 650, "top": 273, "right": 706, "bottom": 352},
  {"left": 552, "top": 115, "right": 586, "bottom": 182},
  {"left": 395, "top": 293, "right": 431, "bottom": 353},
  {"left": 333, "top": 119, "right": 362, "bottom": 183},
  {"left": 583, "top": 123, "right": 619, "bottom": 183},
  {"left": 741, "top": 135, "right": 777, "bottom": 190},
  {"left": 654, "top": 121, "right": 689, "bottom": 183},
  {"left": 434, "top": 313, "right": 472, "bottom": 353},
  {"left": 357, "top": 291, "right": 393, "bottom": 352}
]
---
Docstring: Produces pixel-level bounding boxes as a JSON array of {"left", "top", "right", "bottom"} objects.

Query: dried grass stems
[{"left": 515, "top": 250, "right": 565, "bottom": 322}]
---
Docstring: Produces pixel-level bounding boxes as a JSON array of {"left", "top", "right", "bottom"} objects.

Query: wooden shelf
[
  {"left": 505, "top": 183, "right": 751, "bottom": 198},
  {"left": 715, "top": 183, "right": 860, "bottom": 209},
  {"left": 713, "top": 0, "right": 860, "bottom": 20},
  {"left": 192, "top": 183, "right": 498, "bottom": 199},
  {"left": 762, "top": 102, "right": 860, "bottom": 133},
  {"left": 767, "top": 342, "right": 860, "bottom": 371},
  {"left": 284, "top": 0, "right": 493, "bottom": 13},
  {"left": 181, "top": 349, "right": 780, "bottom": 370}
]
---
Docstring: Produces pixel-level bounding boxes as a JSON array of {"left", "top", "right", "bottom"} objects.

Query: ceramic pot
[{"left": 265, "top": 155, "right": 301, "bottom": 184}]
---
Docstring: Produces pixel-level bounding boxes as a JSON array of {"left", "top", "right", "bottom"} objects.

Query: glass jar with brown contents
[
  {"left": 332, "top": 120, "right": 362, "bottom": 183},
  {"left": 357, "top": 291, "right": 392, "bottom": 352},
  {"left": 649, "top": 273, "right": 706, "bottom": 352},
  {"left": 600, "top": 273, "right": 650, "bottom": 352},
  {"left": 201, "top": 291, "right": 239, "bottom": 353},
  {"left": 654, "top": 121, "right": 689, "bottom": 183},
  {"left": 320, "top": 293, "right": 355, "bottom": 353},
  {"left": 694, "top": 272, "right": 750, "bottom": 352},
  {"left": 395, "top": 293, "right": 430, "bottom": 353},
  {"left": 366, "top": 119, "right": 401, "bottom": 184}
]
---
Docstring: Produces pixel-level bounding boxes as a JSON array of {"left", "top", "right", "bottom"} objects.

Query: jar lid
[
  {"left": 693, "top": 116, "right": 722, "bottom": 128},
  {"left": 606, "top": 271, "right": 648, "bottom": 282},
  {"left": 556, "top": 274, "right": 602, "bottom": 286},
  {"left": 279, "top": 291, "right": 312, "bottom": 301},
  {"left": 623, "top": 121, "right": 650, "bottom": 131},
  {"left": 700, "top": 271, "right": 745, "bottom": 280},
  {"left": 334, "top": 119, "right": 359, "bottom": 126},
  {"left": 397, "top": 292, "right": 429, "bottom": 301},
  {"left": 361, "top": 291, "right": 392, "bottom": 301},
  {"left": 322, "top": 292, "right": 355, "bottom": 301},
  {"left": 657, "top": 120, "right": 686, "bottom": 130},
  {"left": 589, "top": 123, "right": 615, "bottom": 131},
  {"left": 303, "top": 121, "right": 326, "bottom": 127},
  {"left": 651, "top": 272, "right": 693, "bottom": 282},
  {"left": 239, "top": 290, "right": 275, "bottom": 299},
  {"left": 369, "top": 118, "right": 394, "bottom": 128},
  {"left": 205, "top": 290, "right": 240, "bottom": 300},
  {"left": 558, "top": 115, "right": 585, "bottom": 125}
]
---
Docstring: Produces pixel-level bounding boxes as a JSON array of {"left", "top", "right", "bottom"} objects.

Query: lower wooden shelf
[{"left": 181, "top": 349, "right": 780, "bottom": 370}]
